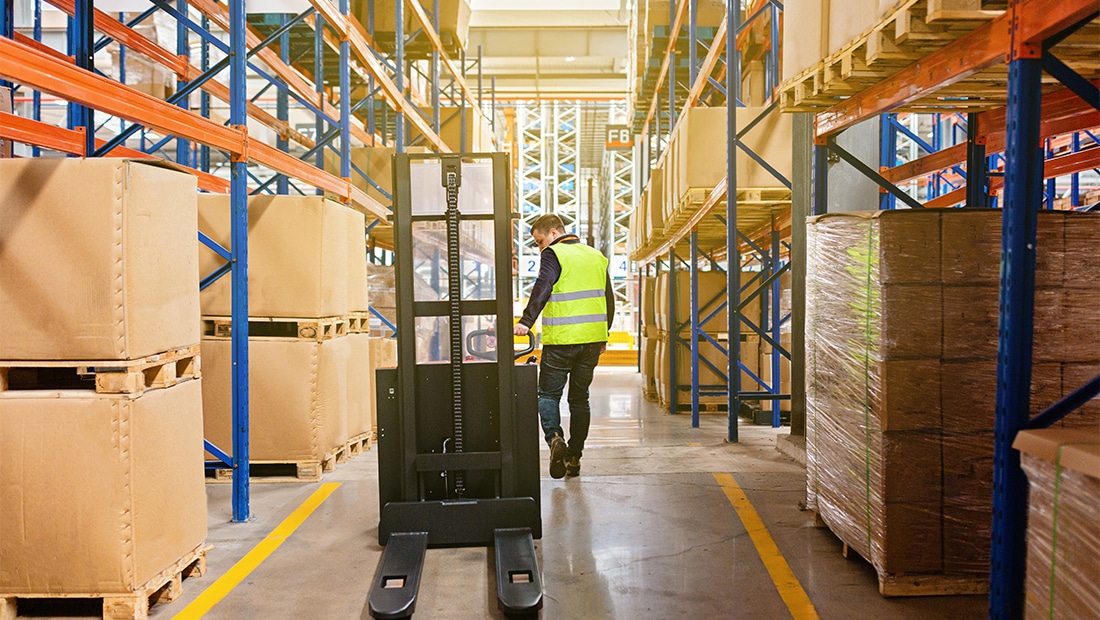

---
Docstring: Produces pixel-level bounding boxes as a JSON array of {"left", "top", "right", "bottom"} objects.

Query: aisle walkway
[{"left": 127, "top": 369, "right": 988, "bottom": 619}]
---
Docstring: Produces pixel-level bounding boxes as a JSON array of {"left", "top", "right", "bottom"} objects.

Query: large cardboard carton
[
  {"left": 642, "top": 336, "right": 658, "bottom": 395},
  {"left": 654, "top": 337, "right": 668, "bottom": 405},
  {"left": 201, "top": 337, "right": 349, "bottom": 463},
  {"left": 671, "top": 106, "right": 793, "bottom": 209},
  {"left": 640, "top": 276, "right": 657, "bottom": 333},
  {"left": 645, "top": 169, "right": 665, "bottom": 241},
  {"left": 0, "top": 158, "right": 200, "bottom": 361},
  {"left": 347, "top": 208, "right": 370, "bottom": 312},
  {"left": 0, "top": 380, "right": 207, "bottom": 594},
  {"left": 347, "top": 333, "right": 373, "bottom": 441},
  {"left": 352, "top": 0, "right": 471, "bottom": 50},
  {"left": 646, "top": 0, "right": 728, "bottom": 28},
  {"left": 1016, "top": 429, "right": 1100, "bottom": 618},
  {"left": 781, "top": 0, "right": 895, "bottom": 82},
  {"left": 198, "top": 195, "right": 349, "bottom": 319}
]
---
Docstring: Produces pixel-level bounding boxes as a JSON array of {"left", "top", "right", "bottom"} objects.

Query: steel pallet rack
[
  {"left": 0, "top": 0, "right": 495, "bottom": 522},
  {"left": 631, "top": 0, "right": 791, "bottom": 440},
  {"left": 795, "top": 0, "right": 1099, "bottom": 614},
  {"left": 597, "top": 107, "right": 637, "bottom": 334}
]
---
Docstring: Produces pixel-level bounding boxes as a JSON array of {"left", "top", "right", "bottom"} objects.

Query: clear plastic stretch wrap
[
  {"left": 805, "top": 209, "right": 1100, "bottom": 589},
  {"left": 1015, "top": 429, "right": 1100, "bottom": 619}
]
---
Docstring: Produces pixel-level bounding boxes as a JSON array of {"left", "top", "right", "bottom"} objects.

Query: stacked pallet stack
[
  {"left": 1015, "top": 428, "right": 1100, "bottom": 617},
  {"left": 198, "top": 195, "right": 352, "bottom": 482},
  {"left": 0, "top": 159, "right": 209, "bottom": 619},
  {"left": 805, "top": 208, "right": 1100, "bottom": 596}
]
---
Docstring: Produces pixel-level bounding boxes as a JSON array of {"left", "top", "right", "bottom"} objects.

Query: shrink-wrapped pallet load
[{"left": 805, "top": 209, "right": 1100, "bottom": 595}]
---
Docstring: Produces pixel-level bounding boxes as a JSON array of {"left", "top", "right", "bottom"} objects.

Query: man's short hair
[{"left": 530, "top": 213, "right": 566, "bottom": 236}]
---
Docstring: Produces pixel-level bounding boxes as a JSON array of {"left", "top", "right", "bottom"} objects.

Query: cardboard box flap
[{"left": 1015, "top": 428, "right": 1100, "bottom": 479}]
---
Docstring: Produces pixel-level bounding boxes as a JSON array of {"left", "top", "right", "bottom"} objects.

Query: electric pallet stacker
[{"left": 368, "top": 153, "right": 544, "bottom": 619}]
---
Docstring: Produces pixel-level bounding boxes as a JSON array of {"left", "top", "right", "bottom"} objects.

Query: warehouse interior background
[{"left": 0, "top": 0, "right": 1097, "bottom": 618}]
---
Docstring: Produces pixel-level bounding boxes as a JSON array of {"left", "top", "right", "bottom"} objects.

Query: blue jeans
[{"left": 538, "top": 343, "right": 602, "bottom": 458}]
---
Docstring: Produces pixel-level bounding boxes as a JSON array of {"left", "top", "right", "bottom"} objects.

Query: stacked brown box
[
  {"left": 352, "top": 0, "right": 471, "bottom": 51},
  {"left": 1015, "top": 429, "right": 1100, "bottom": 618},
  {"left": 346, "top": 209, "right": 373, "bottom": 451},
  {"left": 806, "top": 208, "right": 1100, "bottom": 594},
  {"left": 198, "top": 195, "right": 352, "bottom": 476},
  {"left": 0, "top": 159, "right": 207, "bottom": 610},
  {"left": 651, "top": 266, "right": 769, "bottom": 412}
]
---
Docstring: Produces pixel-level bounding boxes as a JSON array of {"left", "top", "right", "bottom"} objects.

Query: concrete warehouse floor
[{"left": 21, "top": 369, "right": 987, "bottom": 619}]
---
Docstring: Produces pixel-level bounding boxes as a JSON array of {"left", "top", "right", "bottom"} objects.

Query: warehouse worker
[{"left": 514, "top": 214, "right": 615, "bottom": 480}]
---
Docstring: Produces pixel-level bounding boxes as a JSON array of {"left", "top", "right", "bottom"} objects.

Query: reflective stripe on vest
[{"left": 542, "top": 242, "right": 610, "bottom": 345}]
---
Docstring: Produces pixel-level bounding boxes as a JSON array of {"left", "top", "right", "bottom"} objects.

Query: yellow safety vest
[{"left": 541, "top": 242, "right": 610, "bottom": 345}]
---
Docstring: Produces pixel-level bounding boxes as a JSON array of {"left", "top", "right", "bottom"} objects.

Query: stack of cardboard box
[
  {"left": 352, "top": 0, "right": 472, "bottom": 54},
  {"left": 1016, "top": 428, "right": 1100, "bottom": 617},
  {"left": 198, "top": 195, "right": 352, "bottom": 480},
  {"left": 805, "top": 208, "right": 1100, "bottom": 594},
  {"left": 650, "top": 269, "right": 772, "bottom": 412},
  {"left": 0, "top": 159, "right": 208, "bottom": 614}
]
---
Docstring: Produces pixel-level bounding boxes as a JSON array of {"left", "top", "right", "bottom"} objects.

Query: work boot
[
  {"left": 565, "top": 456, "right": 580, "bottom": 478},
  {"left": 548, "top": 435, "right": 568, "bottom": 479}
]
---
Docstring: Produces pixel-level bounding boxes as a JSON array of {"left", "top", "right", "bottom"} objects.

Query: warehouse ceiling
[{"left": 469, "top": 0, "right": 632, "bottom": 100}]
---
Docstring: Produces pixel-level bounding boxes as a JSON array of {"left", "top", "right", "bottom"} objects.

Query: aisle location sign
[{"left": 605, "top": 125, "right": 633, "bottom": 151}]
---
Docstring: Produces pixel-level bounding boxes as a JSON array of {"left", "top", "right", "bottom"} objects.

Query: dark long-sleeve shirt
[{"left": 518, "top": 235, "right": 615, "bottom": 332}]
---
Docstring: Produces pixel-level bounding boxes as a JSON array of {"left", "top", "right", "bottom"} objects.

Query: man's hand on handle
[{"left": 514, "top": 323, "right": 530, "bottom": 337}]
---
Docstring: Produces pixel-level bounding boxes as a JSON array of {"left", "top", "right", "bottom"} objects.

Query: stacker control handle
[{"left": 466, "top": 329, "right": 535, "bottom": 362}]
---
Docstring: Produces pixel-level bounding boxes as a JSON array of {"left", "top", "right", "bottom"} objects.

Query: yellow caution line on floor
[
  {"left": 173, "top": 483, "right": 342, "bottom": 620},
  {"left": 713, "top": 473, "right": 820, "bottom": 620}
]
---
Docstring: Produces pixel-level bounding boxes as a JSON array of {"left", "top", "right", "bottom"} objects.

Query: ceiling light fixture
[{"left": 564, "top": 56, "right": 576, "bottom": 62}]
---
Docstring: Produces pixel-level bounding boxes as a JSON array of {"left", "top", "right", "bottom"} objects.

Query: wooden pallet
[
  {"left": 207, "top": 457, "right": 334, "bottom": 483},
  {"left": 202, "top": 316, "right": 349, "bottom": 341},
  {"left": 660, "top": 395, "right": 729, "bottom": 414},
  {"left": 0, "top": 346, "right": 200, "bottom": 396},
  {"left": 816, "top": 511, "right": 989, "bottom": 597},
  {"left": 325, "top": 443, "right": 348, "bottom": 471},
  {"left": 778, "top": 0, "right": 1100, "bottom": 113},
  {"left": 346, "top": 431, "right": 373, "bottom": 457},
  {"left": 348, "top": 311, "right": 372, "bottom": 334},
  {"left": 0, "top": 545, "right": 209, "bottom": 620}
]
